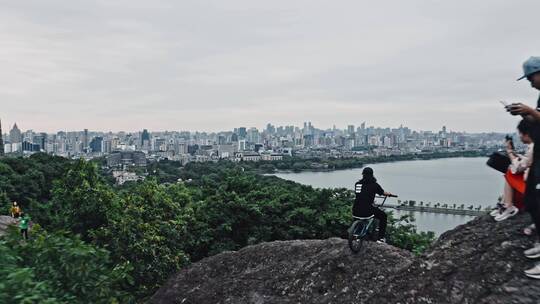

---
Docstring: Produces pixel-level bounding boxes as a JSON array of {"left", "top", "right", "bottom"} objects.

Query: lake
[{"left": 273, "top": 157, "right": 504, "bottom": 235}]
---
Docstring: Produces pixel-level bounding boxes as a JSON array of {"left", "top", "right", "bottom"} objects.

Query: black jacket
[{"left": 352, "top": 179, "right": 385, "bottom": 217}]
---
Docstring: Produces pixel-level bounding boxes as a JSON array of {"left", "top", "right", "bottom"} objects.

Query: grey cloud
[{"left": 0, "top": 0, "right": 539, "bottom": 133}]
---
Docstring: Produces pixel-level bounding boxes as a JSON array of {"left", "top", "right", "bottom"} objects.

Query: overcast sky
[{"left": 1, "top": 0, "right": 539, "bottom": 133}]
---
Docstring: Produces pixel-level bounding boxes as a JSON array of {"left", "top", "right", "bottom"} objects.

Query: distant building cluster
[
  {"left": 112, "top": 170, "right": 144, "bottom": 185},
  {"left": 1, "top": 120, "right": 508, "bottom": 166},
  {"left": 106, "top": 151, "right": 147, "bottom": 167}
]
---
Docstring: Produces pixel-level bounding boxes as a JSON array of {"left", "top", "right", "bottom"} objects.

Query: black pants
[
  {"left": 527, "top": 201, "right": 540, "bottom": 241},
  {"left": 21, "top": 229, "right": 28, "bottom": 240},
  {"left": 355, "top": 206, "right": 388, "bottom": 239},
  {"left": 372, "top": 207, "right": 387, "bottom": 239},
  {"left": 525, "top": 165, "right": 540, "bottom": 241}
]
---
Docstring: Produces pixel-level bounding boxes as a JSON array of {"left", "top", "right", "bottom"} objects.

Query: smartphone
[{"left": 505, "top": 135, "right": 515, "bottom": 150}]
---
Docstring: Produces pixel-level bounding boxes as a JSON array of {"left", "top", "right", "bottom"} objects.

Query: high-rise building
[
  {"left": 141, "top": 129, "right": 150, "bottom": 146},
  {"left": 102, "top": 139, "right": 112, "bottom": 153},
  {"left": 23, "top": 130, "right": 34, "bottom": 142},
  {"left": 89, "top": 136, "right": 103, "bottom": 153},
  {"left": 238, "top": 127, "right": 247, "bottom": 139},
  {"left": 153, "top": 138, "right": 166, "bottom": 151},
  {"left": 218, "top": 135, "right": 226, "bottom": 145},
  {"left": 0, "top": 119, "right": 4, "bottom": 156},
  {"left": 9, "top": 123, "right": 22, "bottom": 143},
  {"left": 33, "top": 133, "right": 47, "bottom": 151},
  {"left": 238, "top": 139, "right": 246, "bottom": 151},
  {"left": 246, "top": 127, "right": 260, "bottom": 143},
  {"left": 441, "top": 126, "right": 447, "bottom": 139},
  {"left": 266, "top": 123, "right": 275, "bottom": 134},
  {"left": 83, "top": 129, "right": 89, "bottom": 152}
]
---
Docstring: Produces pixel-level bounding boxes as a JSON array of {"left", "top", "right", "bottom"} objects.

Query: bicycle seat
[{"left": 353, "top": 215, "right": 374, "bottom": 220}]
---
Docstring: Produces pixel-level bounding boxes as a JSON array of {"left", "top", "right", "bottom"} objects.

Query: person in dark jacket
[{"left": 352, "top": 167, "right": 396, "bottom": 243}]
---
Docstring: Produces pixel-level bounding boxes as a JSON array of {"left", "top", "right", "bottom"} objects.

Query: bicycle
[{"left": 348, "top": 194, "right": 398, "bottom": 253}]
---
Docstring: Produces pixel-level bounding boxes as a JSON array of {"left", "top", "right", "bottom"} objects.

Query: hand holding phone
[
  {"left": 500, "top": 100, "right": 517, "bottom": 111},
  {"left": 505, "top": 135, "right": 515, "bottom": 150},
  {"left": 501, "top": 101, "right": 522, "bottom": 114}
]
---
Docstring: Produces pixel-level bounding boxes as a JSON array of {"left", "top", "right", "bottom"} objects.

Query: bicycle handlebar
[
  {"left": 375, "top": 194, "right": 398, "bottom": 198},
  {"left": 373, "top": 194, "right": 397, "bottom": 208}
]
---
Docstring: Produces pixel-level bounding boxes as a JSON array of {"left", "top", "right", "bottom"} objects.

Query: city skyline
[
  {"left": 0, "top": 118, "right": 512, "bottom": 135},
  {"left": 0, "top": 116, "right": 506, "bottom": 160},
  {"left": 2, "top": 1, "right": 539, "bottom": 133}
]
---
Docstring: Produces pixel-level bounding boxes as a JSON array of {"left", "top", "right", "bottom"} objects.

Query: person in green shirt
[{"left": 19, "top": 212, "right": 31, "bottom": 240}]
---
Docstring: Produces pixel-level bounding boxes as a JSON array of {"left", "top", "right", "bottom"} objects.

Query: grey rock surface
[
  {"left": 0, "top": 215, "right": 17, "bottom": 236},
  {"left": 151, "top": 214, "right": 540, "bottom": 304}
]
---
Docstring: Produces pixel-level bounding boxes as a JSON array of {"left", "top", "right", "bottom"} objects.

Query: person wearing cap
[
  {"left": 509, "top": 56, "right": 540, "bottom": 117},
  {"left": 352, "top": 167, "right": 396, "bottom": 243},
  {"left": 507, "top": 56, "right": 540, "bottom": 279}
]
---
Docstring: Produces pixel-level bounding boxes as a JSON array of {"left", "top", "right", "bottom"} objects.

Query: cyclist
[{"left": 353, "top": 167, "right": 396, "bottom": 243}]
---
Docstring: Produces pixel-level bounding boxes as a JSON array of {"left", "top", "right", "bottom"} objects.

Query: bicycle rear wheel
[{"left": 348, "top": 222, "right": 365, "bottom": 253}]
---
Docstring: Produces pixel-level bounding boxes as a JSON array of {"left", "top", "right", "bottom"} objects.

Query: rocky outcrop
[
  {"left": 151, "top": 238, "right": 413, "bottom": 304},
  {"left": 371, "top": 213, "right": 540, "bottom": 304},
  {"left": 151, "top": 213, "right": 540, "bottom": 304},
  {"left": 0, "top": 215, "right": 17, "bottom": 236}
]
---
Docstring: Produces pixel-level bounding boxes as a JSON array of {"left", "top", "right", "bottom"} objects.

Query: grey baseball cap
[{"left": 517, "top": 56, "right": 540, "bottom": 81}]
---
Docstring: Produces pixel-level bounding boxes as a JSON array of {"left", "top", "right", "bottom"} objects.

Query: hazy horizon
[
  {"left": 1, "top": 1, "right": 539, "bottom": 133},
  {"left": 0, "top": 119, "right": 514, "bottom": 135}
]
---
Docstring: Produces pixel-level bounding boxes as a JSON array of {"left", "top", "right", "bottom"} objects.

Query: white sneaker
[
  {"left": 490, "top": 204, "right": 504, "bottom": 217},
  {"left": 489, "top": 204, "right": 506, "bottom": 217},
  {"left": 490, "top": 208, "right": 502, "bottom": 217},
  {"left": 524, "top": 263, "right": 540, "bottom": 279},
  {"left": 524, "top": 242, "right": 540, "bottom": 259},
  {"left": 376, "top": 238, "right": 386, "bottom": 244},
  {"left": 494, "top": 206, "right": 519, "bottom": 222}
]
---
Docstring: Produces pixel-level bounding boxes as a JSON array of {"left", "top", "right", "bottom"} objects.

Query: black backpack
[{"left": 486, "top": 152, "right": 510, "bottom": 174}]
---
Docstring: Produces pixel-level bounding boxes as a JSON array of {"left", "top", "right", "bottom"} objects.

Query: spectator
[
  {"left": 507, "top": 56, "right": 540, "bottom": 279},
  {"left": 19, "top": 212, "right": 31, "bottom": 240},
  {"left": 491, "top": 119, "right": 534, "bottom": 221},
  {"left": 10, "top": 201, "right": 21, "bottom": 219}
]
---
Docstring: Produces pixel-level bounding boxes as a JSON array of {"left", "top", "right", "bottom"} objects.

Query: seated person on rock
[
  {"left": 353, "top": 167, "right": 396, "bottom": 243},
  {"left": 491, "top": 119, "right": 534, "bottom": 222}
]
